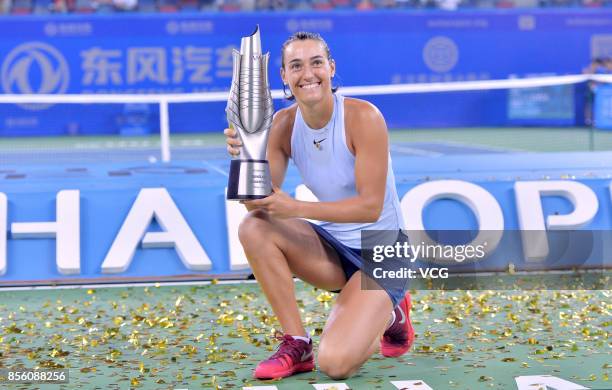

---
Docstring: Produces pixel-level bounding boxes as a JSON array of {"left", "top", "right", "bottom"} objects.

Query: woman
[{"left": 224, "top": 31, "right": 414, "bottom": 380}]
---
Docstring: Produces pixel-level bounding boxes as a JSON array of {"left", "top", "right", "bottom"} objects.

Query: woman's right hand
[{"left": 224, "top": 127, "right": 242, "bottom": 157}]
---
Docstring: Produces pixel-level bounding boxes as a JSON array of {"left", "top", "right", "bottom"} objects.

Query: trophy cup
[{"left": 226, "top": 26, "right": 274, "bottom": 200}]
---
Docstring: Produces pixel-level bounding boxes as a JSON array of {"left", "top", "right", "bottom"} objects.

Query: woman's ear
[
  {"left": 280, "top": 67, "right": 286, "bottom": 85},
  {"left": 330, "top": 59, "right": 336, "bottom": 78}
]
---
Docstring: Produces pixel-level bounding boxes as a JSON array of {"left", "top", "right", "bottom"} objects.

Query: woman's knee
[
  {"left": 238, "top": 210, "right": 272, "bottom": 249},
  {"left": 317, "top": 345, "right": 358, "bottom": 380}
]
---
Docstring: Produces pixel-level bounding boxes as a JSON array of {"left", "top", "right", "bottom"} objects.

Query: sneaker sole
[{"left": 254, "top": 361, "right": 315, "bottom": 379}]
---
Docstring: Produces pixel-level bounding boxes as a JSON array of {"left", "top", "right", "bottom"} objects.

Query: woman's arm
[{"left": 267, "top": 108, "right": 293, "bottom": 188}]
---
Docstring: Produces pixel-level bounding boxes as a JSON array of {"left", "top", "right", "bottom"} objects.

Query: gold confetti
[
  {"left": 0, "top": 274, "right": 605, "bottom": 389},
  {"left": 5, "top": 324, "right": 23, "bottom": 334},
  {"left": 175, "top": 296, "right": 183, "bottom": 308},
  {"left": 316, "top": 292, "right": 334, "bottom": 303},
  {"left": 232, "top": 351, "right": 248, "bottom": 360},
  {"left": 419, "top": 345, "right": 432, "bottom": 352},
  {"left": 508, "top": 263, "right": 515, "bottom": 274}
]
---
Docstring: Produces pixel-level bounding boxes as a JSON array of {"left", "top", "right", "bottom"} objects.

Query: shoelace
[{"left": 270, "top": 334, "right": 307, "bottom": 363}]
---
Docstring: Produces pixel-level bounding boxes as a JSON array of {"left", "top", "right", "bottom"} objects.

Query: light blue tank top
[{"left": 290, "top": 93, "right": 405, "bottom": 248}]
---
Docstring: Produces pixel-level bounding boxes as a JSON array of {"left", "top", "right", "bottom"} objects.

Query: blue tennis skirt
[{"left": 309, "top": 222, "right": 408, "bottom": 308}]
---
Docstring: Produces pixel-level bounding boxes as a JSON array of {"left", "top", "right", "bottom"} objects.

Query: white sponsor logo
[
  {"left": 1, "top": 42, "right": 70, "bottom": 110},
  {"left": 285, "top": 18, "right": 333, "bottom": 33},
  {"left": 422, "top": 36, "right": 459, "bottom": 73},
  {"left": 518, "top": 15, "right": 536, "bottom": 31}
]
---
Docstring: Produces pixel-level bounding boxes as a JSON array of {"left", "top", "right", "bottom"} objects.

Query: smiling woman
[
  {"left": 279, "top": 32, "right": 338, "bottom": 106},
  {"left": 224, "top": 31, "right": 414, "bottom": 381}
]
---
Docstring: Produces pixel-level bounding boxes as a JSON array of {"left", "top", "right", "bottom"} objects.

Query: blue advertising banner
[
  {"left": 0, "top": 9, "right": 611, "bottom": 135},
  {"left": 0, "top": 152, "right": 610, "bottom": 285}
]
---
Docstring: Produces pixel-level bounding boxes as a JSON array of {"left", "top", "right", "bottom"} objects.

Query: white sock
[
  {"left": 291, "top": 335, "right": 310, "bottom": 343},
  {"left": 386, "top": 310, "right": 396, "bottom": 330}
]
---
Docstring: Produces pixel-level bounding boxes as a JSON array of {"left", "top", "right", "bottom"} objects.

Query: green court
[{"left": 0, "top": 277, "right": 609, "bottom": 389}]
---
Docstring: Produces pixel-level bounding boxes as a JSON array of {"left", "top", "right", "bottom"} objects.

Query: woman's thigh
[{"left": 241, "top": 210, "right": 348, "bottom": 291}]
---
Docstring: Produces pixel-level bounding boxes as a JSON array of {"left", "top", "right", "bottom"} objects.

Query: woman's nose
[{"left": 302, "top": 64, "right": 315, "bottom": 78}]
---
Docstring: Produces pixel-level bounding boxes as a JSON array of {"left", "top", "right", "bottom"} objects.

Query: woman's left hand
[{"left": 244, "top": 186, "right": 301, "bottom": 219}]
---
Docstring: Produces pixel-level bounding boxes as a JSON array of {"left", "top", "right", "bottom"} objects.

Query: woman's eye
[{"left": 291, "top": 64, "right": 301, "bottom": 70}]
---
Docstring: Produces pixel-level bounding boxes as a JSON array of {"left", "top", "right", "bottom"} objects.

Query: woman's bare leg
[
  {"left": 317, "top": 272, "right": 393, "bottom": 379},
  {"left": 238, "top": 209, "right": 348, "bottom": 336}
]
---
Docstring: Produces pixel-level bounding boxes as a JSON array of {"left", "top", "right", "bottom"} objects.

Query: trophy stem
[{"left": 227, "top": 159, "right": 272, "bottom": 200}]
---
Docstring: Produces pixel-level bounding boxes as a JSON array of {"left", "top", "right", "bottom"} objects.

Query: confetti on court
[{"left": 0, "top": 275, "right": 609, "bottom": 389}]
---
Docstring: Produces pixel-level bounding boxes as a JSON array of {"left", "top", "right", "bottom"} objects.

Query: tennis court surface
[{"left": 0, "top": 277, "right": 609, "bottom": 389}]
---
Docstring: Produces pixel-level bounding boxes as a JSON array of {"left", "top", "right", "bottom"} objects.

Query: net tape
[{"left": 0, "top": 74, "right": 610, "bottom": 104}]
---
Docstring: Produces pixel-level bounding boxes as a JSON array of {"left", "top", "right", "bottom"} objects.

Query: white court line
[
  {"left": 0, "top": 278, "right": 258, "bottom": 292},
  {"left": 0, "top": 269, "right": 603, "bottom": 292},
  {"left": 430, "top": 140, "right": 525, "bottom": 153},
  {"left": 201, "top": 160, "right": 228, "bottom": 177},
  {"left": 390, "top": 145, "right": 442, "bottom": 157}
]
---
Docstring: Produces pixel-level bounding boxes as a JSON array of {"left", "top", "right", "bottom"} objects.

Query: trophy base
[{"left": 227, "top": 159, "right": 273, "bottom": 200}]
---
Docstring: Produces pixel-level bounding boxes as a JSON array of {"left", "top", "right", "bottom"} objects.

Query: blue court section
[
  {"left": 0, "top": 140, "right": 512, "bottom": 190},
  {"left": 0, "top": 140, "right": 506, "bottom": 166}
]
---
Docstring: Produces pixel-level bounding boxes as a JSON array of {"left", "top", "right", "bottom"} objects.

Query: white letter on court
[
  {"left": 390, "top": 380, "right": 434, "bottom": 390},
  {"left": 515, "top": 375, "right": 589, "bottom": 390},
  {"left": 515, "top": 181, "right": 598, "bottom": 262},
  {"left": 10, "top": 190, "right": 80, "bottom": 275},
  {"left": 102, "top": 188, "right": 210, "bottom": 273},
  {"left": 225, "top": 188, "right": 249, "bottom": 270},
  {"left": 400, "top": 180, "right": 503, "bottom": 264},
  {"left": 0, "top": 193, "right": 6, "bottom": 276}
]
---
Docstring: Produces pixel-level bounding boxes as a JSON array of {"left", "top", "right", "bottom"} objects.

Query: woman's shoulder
[
  {"left": 343, "top": 96, "right": 384, "bottom": 124},
  {"left": 273, "top": 103, "right": 299, "bottom": 131},
  {"left": 270, "top": 104, "right": 298, "bottom": 156}
]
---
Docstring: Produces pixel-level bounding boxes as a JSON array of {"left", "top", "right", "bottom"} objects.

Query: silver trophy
[{"left": 226, "top": 26, "right": 274, "bottom": 200}]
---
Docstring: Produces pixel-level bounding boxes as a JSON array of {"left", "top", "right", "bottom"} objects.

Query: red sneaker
[
  {"left": 381, "top": 293, "right": 415, "bottom": 357},
  {"left": 254, "top": 334, "right": 315, "bottom": 379}
]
